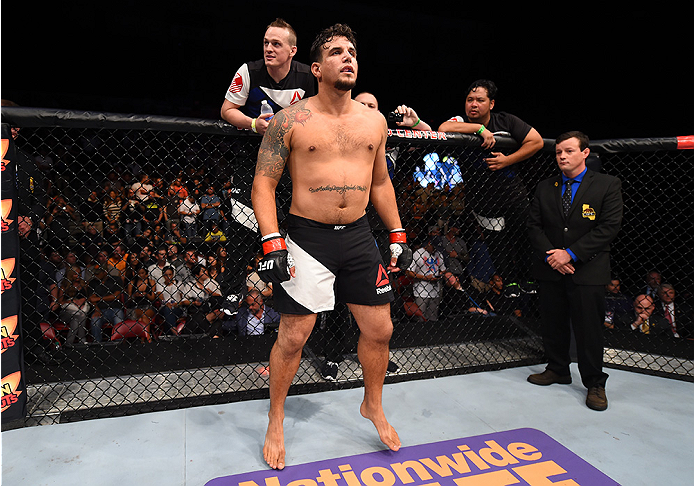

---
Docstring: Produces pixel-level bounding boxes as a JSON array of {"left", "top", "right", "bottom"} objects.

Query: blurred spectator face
[
  {"left": 263, "top": 26, "right": 296, "bottom": 69},
  {"left": 156, "top": 249, "right": 168, "bottom": 262},
  {"left": 96, "top": 251, "right": 109, "bottom": 265},
  {"left": 658, "top": 285, "right": 675, "bottom": 304},
  {"left": 646, "top": 271, "right": 661, "bottom": 288},
  {"left": 490, "top": 274, "right": 504, "bottom": 290},
  {"left": 606, "top": 279, "right": 621, "bottom": 294},
  {"left": 634, "top": 295, "right": 655, "bottom": 317},
  {"left": 185, "top": 250, "right": 197, "bottom": 264},
  {"left": 163, "top": 269, "right": 175, "bottom": 284},
  {"left": 17, "top": 216, "right": 32, "bottom": 237},
  {"left": 70, "top": 269, "right": 82, "bottom": 284},
  {"left": 465, "top": 86, "right": 494, "bottom": 123},
  {"left": 444, "top": 272, "right": 458, "bottom": 287},
  {"left": 65, "top": 252, "right": 78, "bottom": 266},
  {"left": 140, "top": 246, "right": 152, "bottom": 260},
  {"left": 246, "top": 293, "right": 263, "bottom": 315},
  {"left": 355, "top": 92, "right": 378, "bottom": 110}
]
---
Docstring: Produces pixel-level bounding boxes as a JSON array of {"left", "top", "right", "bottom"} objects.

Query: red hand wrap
[
  {"left": 389, "top": 231, "right": 407, "bottom": 244},
  {"left": 262, "top": 237, "right": 287, "bottom": 254}
]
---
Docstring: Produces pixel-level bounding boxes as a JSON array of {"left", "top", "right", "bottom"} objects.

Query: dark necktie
[{"left": 562, "top": 179, "right": 575, "bottom": 216}]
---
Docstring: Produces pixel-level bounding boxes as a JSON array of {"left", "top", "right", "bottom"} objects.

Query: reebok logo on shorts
[
  {"left": 333, "top": 225, "right": 346, "bottom": 230},
  {"left": 375, "top": 264, "right": 391, "bottom": 294}
]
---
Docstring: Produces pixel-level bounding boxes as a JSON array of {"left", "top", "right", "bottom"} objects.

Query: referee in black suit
[{"left": 527, "top": 131, "right": 623, "bottom": 411}]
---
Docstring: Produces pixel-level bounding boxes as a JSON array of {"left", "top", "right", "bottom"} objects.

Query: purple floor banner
[{"left": 207, "top": 428, "right": 619, "bottom": 486}]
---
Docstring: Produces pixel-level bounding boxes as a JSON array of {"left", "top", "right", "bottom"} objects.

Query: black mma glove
[
  {"left": 388, "top": 228, "right": 412, "bottom": 271},
  {"left": 258, "top": 233, "right": 294, "bottom": 284}
]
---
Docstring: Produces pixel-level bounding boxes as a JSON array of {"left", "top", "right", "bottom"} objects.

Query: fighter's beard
[{"left": 334, "top": 78, "right": 356, "bottom": 91}]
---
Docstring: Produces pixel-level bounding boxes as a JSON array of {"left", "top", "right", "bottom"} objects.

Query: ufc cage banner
[{"left": 1, "top": 123, "right": 28, "bottom": 423}]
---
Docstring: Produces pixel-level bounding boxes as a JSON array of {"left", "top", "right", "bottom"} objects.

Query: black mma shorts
[{"left": 274, "top": 214, "right": 394, "bottom": 314}]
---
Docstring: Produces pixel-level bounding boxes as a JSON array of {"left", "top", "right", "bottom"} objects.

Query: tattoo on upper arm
[{"left": 255, "top": 105, "right": 312, "bottom": 182}]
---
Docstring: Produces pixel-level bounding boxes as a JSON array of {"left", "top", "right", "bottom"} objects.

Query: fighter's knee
[
  {"left": 275, "top": 329, "right": 311, "bottom": 355},
  {"left": 360, "top": 320, "right": 393, "bottom": 343}
]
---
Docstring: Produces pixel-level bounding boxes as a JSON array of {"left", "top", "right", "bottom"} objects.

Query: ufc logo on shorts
[{"left": 257, "top": 260, "right": 274, "bottom": 272}]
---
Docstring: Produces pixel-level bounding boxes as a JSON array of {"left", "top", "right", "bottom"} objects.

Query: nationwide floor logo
[{"left": 206, "top": 429, "right": 619, "bottom": 486}]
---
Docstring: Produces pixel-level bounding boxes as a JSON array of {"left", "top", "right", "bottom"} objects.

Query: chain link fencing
[{"left": 2, "top": 108, "right": 692, "bottom": 427}]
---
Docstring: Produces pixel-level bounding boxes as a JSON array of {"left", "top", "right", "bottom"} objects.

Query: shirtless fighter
[{"left": 251, "top": 23, "right": 412, "bottom": 470}]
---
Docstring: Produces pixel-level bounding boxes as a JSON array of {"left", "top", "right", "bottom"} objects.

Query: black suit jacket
[
  {"left": 652, "top": 301, "right": 693, "bottom": 338},
  {"left": 528, "top": 169, "right": 623, "bottom": 285}
]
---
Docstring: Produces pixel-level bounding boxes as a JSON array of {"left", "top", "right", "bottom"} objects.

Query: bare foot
[
  {"left": 360, "top": 402, "right": 401, "bottom": 451},
  {"left": 263, "top": 415, "right": 286, "bottom": 470}
]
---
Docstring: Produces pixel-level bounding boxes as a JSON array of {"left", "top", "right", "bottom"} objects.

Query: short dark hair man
[
  {"left": 438, "top": 79, "right": 544, "bottom": 284},
  {"left": 252, "top": 23, "right": 411, "bottom": 470},
  {"left": 221, "top": 18, "right": 316, "bottom": 135},
  {"left": 527, "top": 131, "right": 623, "bottom": 412}
]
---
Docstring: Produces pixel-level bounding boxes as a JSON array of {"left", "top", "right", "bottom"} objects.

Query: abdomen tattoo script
[{"left": 308, "top": 184, "right": 367, "bottom": 194}]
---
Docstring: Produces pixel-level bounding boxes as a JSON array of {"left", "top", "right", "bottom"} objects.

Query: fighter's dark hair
[{"left": 309, "top": 23, "right": 357, "bottom": 64}]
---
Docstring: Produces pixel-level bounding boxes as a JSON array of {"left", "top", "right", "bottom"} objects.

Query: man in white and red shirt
[
  {"left": 407, "top": 239, "right": 446, "bottom": 321},
  {"left": 220, "top": 18, "right": 316, "bottom": 135}
]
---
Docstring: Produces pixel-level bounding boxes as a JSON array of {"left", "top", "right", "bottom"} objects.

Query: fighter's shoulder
[
  {"left": 274, "top": 99, "right": 312, "bottom": 127},
  {"left": 352, "top": 100, "right": 386, "bottom": 125},
  {"left": 262, "top": 100, "right": 313, "bottom": 141},
  {"left": 283, "top": 97, "right": 311, "bottom": 114}
]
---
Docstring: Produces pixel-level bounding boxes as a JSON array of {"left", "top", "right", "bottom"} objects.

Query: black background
[{"left": 3, "top": 1, "right": 691, "bottom": 140}]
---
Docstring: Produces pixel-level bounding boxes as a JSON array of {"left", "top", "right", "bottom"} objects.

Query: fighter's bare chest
[{"left": 292, "top": 120, "right": 379, "bottom": 154}]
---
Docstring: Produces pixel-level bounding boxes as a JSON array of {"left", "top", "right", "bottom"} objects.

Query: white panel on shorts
[{"left": 281, "top": 235, "right": 336, "bottom": 313}]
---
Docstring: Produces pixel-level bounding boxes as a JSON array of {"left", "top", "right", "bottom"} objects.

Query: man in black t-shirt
[
  {"left": 220, "top": 18, "right": 316, "bottom": 136},
  {"left": 438, "top": 79, "right": 544, "bottom": 283}
]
